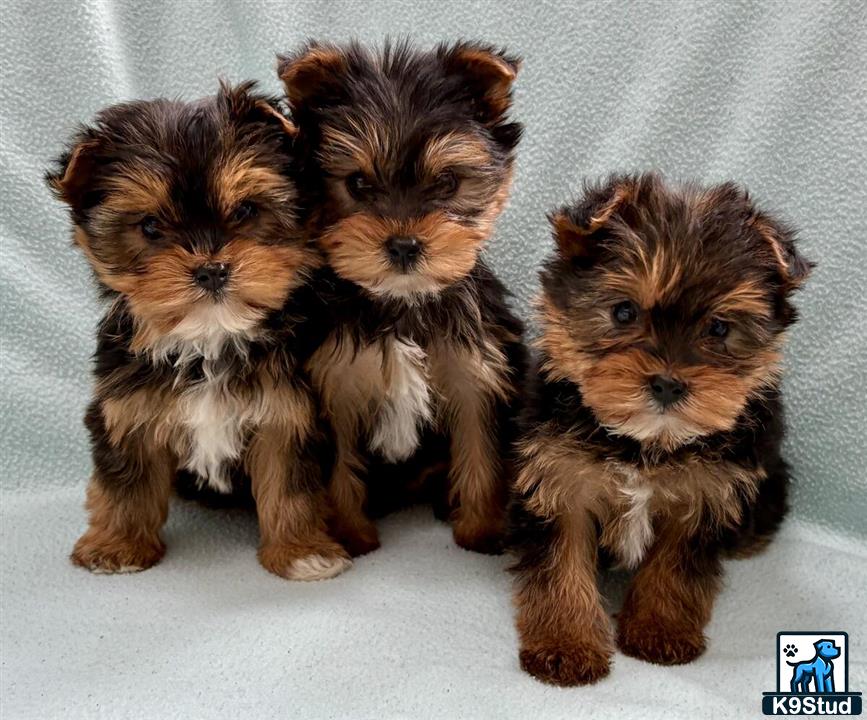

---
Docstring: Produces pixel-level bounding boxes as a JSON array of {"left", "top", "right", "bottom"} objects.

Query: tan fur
[
  {"left": 550, "top": 180, "right": 634, "bottom": 259},
  {"left": 421, "top": 132, "right": 491, "bottom": 175},
  {"left": 49, "top": 140, "right": 100, "bottom": 202},
  {"left": 516, "top": 432, "right": 764, "bottom": 563},
  {"left": 102, "top": 168, "right": 172, "bottom": 217},
  {"left": 514, "top": 430, "right": 763, "bottom": 678},
  {"left": 215, "top": 155, "right": 296, "bottom": 215},
  {"left": 515, "top": 509, "right": 613, "bottom": 685},
  {"left": 254, "top": 100, "right": 297, "bottom": 137},
  {"left": 535, "top": 296, "right": 596, "bottom": 384},
  {"left": 311, "top": 332, "right": 516, "bottom": 555},
  {"left": 246, "top": 421, "right": 349, "bottom": 578},
  {"left": 107, "top": 239, "right": 315, "bottom": 353},
  {"left": 750, "top": 213, "right": 811, "bottom": 288},
  {"left": 81, "top": 373, "right": 339, "bottom": 576},
  {"left": 317, "top": 209, "right": 491, "bottom": 297},
  {"left": 616, "top": 521, "right": 720, "bottom": 664},
  {"left": 321, "top": 122, "right": 379, "bottom": 178},
  {"left": 428, "top": 340, "right": 513, "bottom": 551},
  {"left": 451, "top": 46, "right": 519, "bottom": 118},
  {"left": 278, "top": 45, "right": 348, "bottom": 107},
  {"left": 308, "top": 333, "right": 400, "bottom": 555},
  {"left": 100, "top": 388, "right": 176, "bottom": 447},
  {"left": 536, "top": 296, "right": 783, "bottom": 453},
  {"left": 71, "top": 448, "right": 174, "bottom": 573}
]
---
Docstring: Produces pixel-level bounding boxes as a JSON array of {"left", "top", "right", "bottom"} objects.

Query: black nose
[
  {"left": 649, "top": 375, "right": 687, "bottom": 408},
  {"left": 193, "top": 263, "right": 230, "bottom": 292},
  {"left": 385, "top": 235, "right": 421, "bottom": 271}
]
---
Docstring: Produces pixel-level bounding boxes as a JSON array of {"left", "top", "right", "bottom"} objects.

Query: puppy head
[
  {"left": 539, "top": 172, "right": 812, "bottom": 451},
  {"left": 278, "top": 40, "right": 521, "bottom": 301},
  {"left": 47, "top": 82, "right": 312, "bottom": 352}
]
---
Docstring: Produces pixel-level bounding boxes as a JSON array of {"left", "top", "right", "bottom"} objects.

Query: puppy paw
[
  {"left": 519, "top": 641, "right": 612, "bottom": 686},
  {"left": 452, "top": 516, "right": 505, "bottom": 555},
  {"left": 617, "top": 615, "right": 706, "bottom": 665},
  {"left": 71, "top": 531, "right": 165, "bottom": 574},
  {"left": 259, "top": 542, "right": 351, "bottom": 581},
  {"left": 334, "top": 523, "right": 381, "bottom": 557}
]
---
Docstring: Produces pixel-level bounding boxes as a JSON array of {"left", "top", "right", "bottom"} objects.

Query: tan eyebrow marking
[
  {"left": 421, "top": 131, "right": 491, "bottom": 175},
  {"left": 215, "top": 153, "right": 294, "bottom": 214}
]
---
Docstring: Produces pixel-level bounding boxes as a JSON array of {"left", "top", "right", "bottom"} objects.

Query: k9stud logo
[{"left": 763, "top": 632, "right": 862, "bottom": 715}]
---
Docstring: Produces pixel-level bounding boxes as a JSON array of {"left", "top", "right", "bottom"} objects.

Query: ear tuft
[
  {"left": 46, "top": 138, "right": 101, "bottom": 210},
  {"left": 751, "top": 213, "right": 814, "bottom": 289},
  {"left": 218, "top": 80, "right": 297, "bottom": 137},
  {"left": 440, "top": 42, "right": 520, "bottom": 121},
  {"left": 253, "top": 100, "right": 297, "bottom": 137},
  {"left": 549, "top": 209, "right": 595, "bottom": 261},
  {"left": 550, "top": 175, "right": 639, "bottom": 262},
  {"left": 276, "top": 42, "right": 348, "bottom": 109}
]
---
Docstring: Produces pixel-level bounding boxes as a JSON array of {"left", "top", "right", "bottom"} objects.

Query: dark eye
[
  {"left": 434, "top": 169, "right": 459, "bottom": 197},
  {"left": 708, "top": 317, "right": 729, "bottom": 338},
  {"left": 346, "top": 172, "right": 374, "bottom": 201},
  {"left": 233, "top": 201, "right": 258, "bottom": 223},
  {"left": 140, "top": 215, "right": 162, "bottom": 241},
  {"left": 613, "top": 300, "right": 639, "bottom": 325}
]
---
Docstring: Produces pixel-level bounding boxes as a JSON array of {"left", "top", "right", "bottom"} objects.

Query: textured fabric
[
  {"left": 1, "top": 498, "right": 865, "bottom": 719},
  {"left": 1, "top": 1, "right": 866, "bottom": 718}
]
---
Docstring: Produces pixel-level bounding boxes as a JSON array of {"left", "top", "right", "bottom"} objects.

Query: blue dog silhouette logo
[
  {"left": 789, "top": 640, "right": 841, "bottom": 694},
  {"left": 763, "top": 632, "right": 862, "bottom": 715}
]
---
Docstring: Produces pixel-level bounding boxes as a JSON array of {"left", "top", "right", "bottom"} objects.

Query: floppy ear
[
  {"left": 250, "top": 98, "right": 297, "bottom": 137},
  {"left": 276, "top": 42, "right": 348, "bottom": 110},
  {"left": 549, "top": 176, "right": 636, "bottom": 262},
  {"left": 439, "top": 42, "right": 520, "bottom": 122},
  {"left": 46, "top": 136, "right": 102, "bottom": 212},
  {"left": 751, "top": 212, "right": 813, "bottom": 289},
  {"left": 218, "top": 80, "right": 297, "bottom": 137}
]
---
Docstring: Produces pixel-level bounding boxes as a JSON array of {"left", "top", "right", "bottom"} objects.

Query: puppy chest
[
  {"left": 313, "top": 336, "right": 434, "bottom": 462},
  {"left": 599, "top": 458, "right": 764, "bottom": 567},
  {"left": 174, "top": 372, "right": 258, "bottom": 493},
  {"left": 600, "top": 465, "right": 656, "bottom": 569}
]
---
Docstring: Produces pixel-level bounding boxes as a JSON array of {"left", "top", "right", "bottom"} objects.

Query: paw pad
[{"left": 784, "top": 644, "right": 798, "bottom": 657}]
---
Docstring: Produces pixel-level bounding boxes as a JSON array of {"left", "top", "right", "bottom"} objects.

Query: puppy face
[
  {"left": 540, "top": 173, "right": 812, "bottom": 451},
  {"left": 48, "top": 83, "right": 312, "bottom": 352},
  {"left": 278, "top": 41, "right": 522, "bottom": 300}
]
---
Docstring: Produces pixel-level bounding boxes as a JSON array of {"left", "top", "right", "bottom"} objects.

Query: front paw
[
  {"left": 519, "top": 640, "right": 612, "bottom": 686},
  {"left": 259, "top": 541, "right": 352, "bottom": 581},
  {"left": 452, "top": 515, "right": 505, "bottom": 555},
  {"left": 617, "top": 613, "right": 706, "bottom": 665},
  {"left": 334, "top": 521, "right": 381, "bottom": 557},
  {"left": 71, "top": 530, "right": 165, "bottom": 574}
]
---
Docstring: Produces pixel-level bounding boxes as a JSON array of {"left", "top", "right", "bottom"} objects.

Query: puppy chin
[
  {"left": 608, "top": 409, "right": 705, "bottom": 450},
  {"left": 364, "top": 273, "right": 444, "bottom": 303},
  {"left": 146, "top": 296, "right": 265, "bottom": 364}
]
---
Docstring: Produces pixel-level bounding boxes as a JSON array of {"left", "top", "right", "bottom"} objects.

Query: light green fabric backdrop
[
  {"left": 1, "top": 0, "right": 865, "bottom": 536},
  {"left": 2, "top": 4, "right": 867, "bottom": 719}
]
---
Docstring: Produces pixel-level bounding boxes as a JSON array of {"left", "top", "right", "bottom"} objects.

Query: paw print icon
[{"left": 783, "top": 643, "right": 798, "bottom": 657}]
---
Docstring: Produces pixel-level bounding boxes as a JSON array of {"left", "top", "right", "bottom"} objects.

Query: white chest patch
[
  {"left": 367, "top": 339, "right": 433, "bottom": 462},
  {"left": 610, "top": 464, "right": 655, "bottom": 568},
  {"left": 618, "top": 485, "right": 655, "bottom": 568},
  {"left": 178, "top": 363, "right": 250, "bottom": 494}
]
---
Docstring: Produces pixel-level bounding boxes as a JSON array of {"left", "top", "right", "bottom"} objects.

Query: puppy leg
[
  {"left": 434, "top": 347, "right": 511, "bottom": 554},
  {"left": 248, "top": 422, "right": 350, "bottom": 581},
  {"left": 72, "top": 407, "right": 173, "bottom": 573},
  {"left": 328, "top": 438, "right": 380, "bottom": 556},
  {"left": 448, "top": 399, "right": 506, "bottom": 553},
  {"left": 617, "top": 522, "right": 721, "bottom": 664},
  {"left": 515, "top": 509, "right": 613, "bottom": 686}
]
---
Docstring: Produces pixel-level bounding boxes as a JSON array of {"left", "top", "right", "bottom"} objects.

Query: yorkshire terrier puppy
[
  {"left": 277, "top": 41, "right": 527, "bottom": 555},
  {"left": 48, "top": 82, "right": 350, "bottom": 580},
  {"left": 512, "top": 172, "right": 811, "bottom": 685}
]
